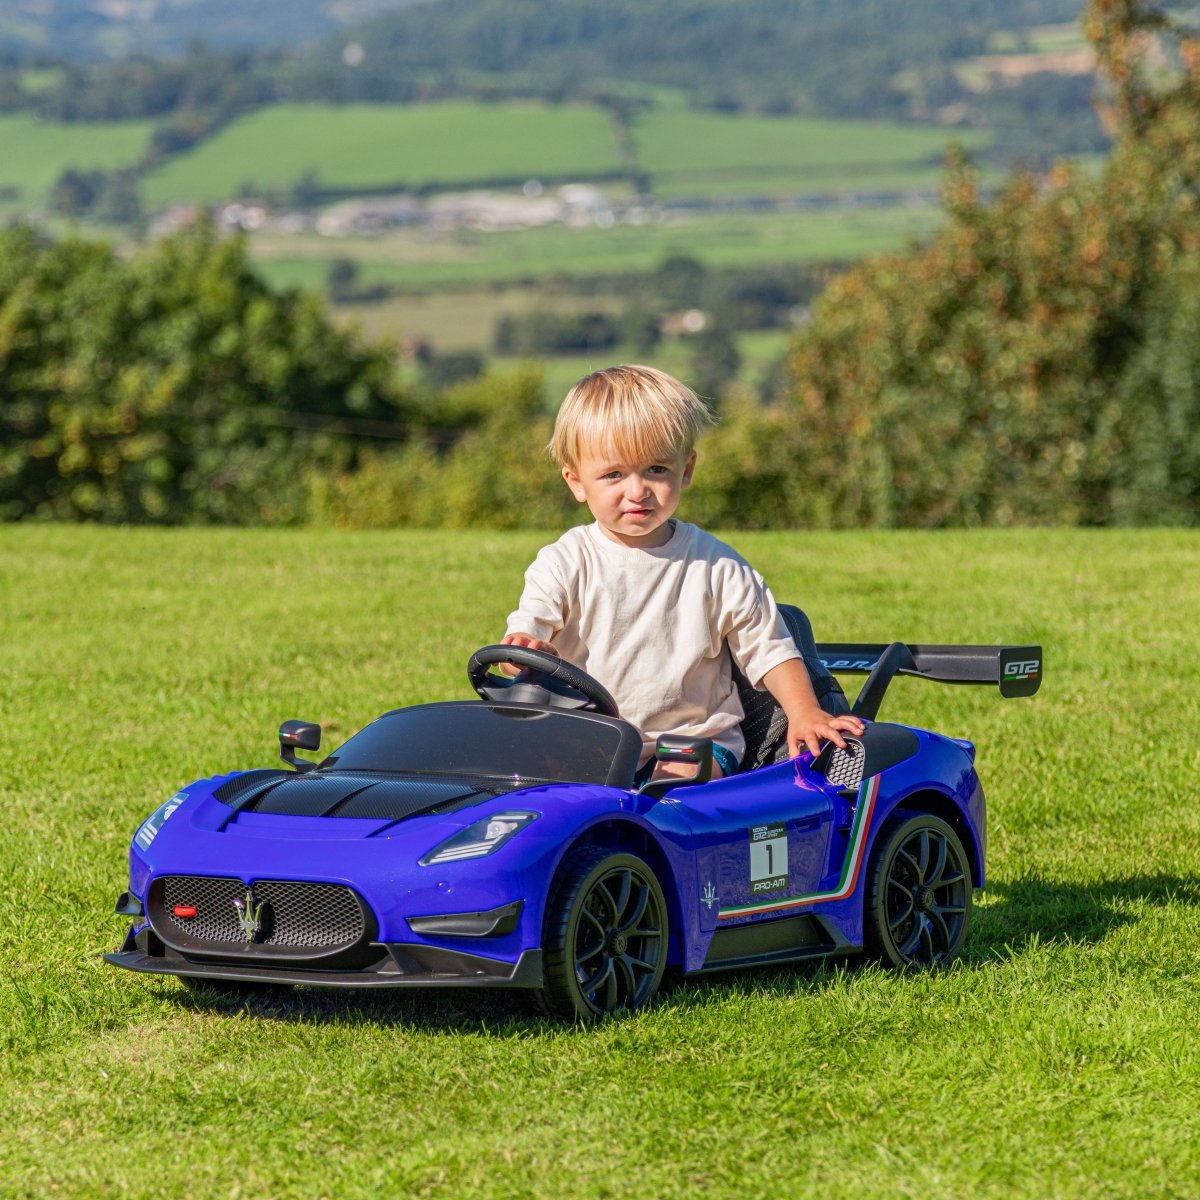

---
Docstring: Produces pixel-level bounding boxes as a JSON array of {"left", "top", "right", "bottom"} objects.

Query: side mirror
[
  {"left": 279, "top": 720, "right": 321, "bottom": 773},
  {"left": 638, "top": 735, "right": 714, "bottom": 797}
]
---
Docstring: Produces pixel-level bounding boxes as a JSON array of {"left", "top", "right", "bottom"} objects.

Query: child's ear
[
  {"left": 681, "top": 450, "right": 697, "bottom": 489},
  {"left": 562, "top": 466, "right": 588, "bottom": 503}
]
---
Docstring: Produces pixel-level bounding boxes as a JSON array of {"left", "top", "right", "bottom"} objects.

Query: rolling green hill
[
  {"left": 139, "top": 98, "right": 986, "bottom": 210},
  {"left": 140, "top": 101, "right": 622, "bottom": 207},
  {"left": 0, "top": 112, "right": 153, "bottom": 213},
  {"left": 632, "top": 110, "right": 993, "bottom": 197}
]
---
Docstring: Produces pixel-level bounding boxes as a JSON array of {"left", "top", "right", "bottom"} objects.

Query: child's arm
[{"left": 761, "top": 659, "right": 865, "bottom": 757}]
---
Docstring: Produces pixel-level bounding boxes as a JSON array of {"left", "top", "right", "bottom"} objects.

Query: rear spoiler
[{"left": 815, "top": 642, "right": 1042, "bottom": 721}]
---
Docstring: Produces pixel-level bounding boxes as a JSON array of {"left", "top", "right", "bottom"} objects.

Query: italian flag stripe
[{"left": 717, "top": 773, "right": 881, "bottom": 919}]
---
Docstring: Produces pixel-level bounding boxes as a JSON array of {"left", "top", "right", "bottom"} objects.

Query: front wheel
[
  {"left": 865, "top": 814, "right": 972, "bottom": 968},
  {"left": 540, "top": 847, "right": 668, "bottom": 1021}
]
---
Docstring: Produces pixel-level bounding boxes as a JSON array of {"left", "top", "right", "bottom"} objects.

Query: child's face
[{"left": 561, "top": 446, "right": 696, "bottom": 547}]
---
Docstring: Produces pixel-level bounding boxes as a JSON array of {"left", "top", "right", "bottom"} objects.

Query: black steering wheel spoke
[{"left": 466, "top": 645, "right": 619, "bottom": 717}]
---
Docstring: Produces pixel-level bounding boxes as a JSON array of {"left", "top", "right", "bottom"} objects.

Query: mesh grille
[
  {"left": 825, "top": 739, "right": 866, "bottom": 788},
  {"left": 155, "top": 876, "right": 366, "bottom": 952}
]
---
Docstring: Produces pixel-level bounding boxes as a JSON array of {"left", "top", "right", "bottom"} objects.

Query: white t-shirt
[{"left": 505, "top": 520, "right": 799, "bottom": 765}]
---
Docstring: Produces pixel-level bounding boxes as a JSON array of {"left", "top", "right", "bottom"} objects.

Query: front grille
[{"left": 150, "top": 875, "right": 370, "bottom": 960}]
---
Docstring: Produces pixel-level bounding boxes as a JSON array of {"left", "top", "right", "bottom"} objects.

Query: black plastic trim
[
  {"left": 104, "top": 946, "right": 544, "bottom": 989},
  {"left": 406, "top": 900, "right": 524, "bottom": 938},
  {"left": 699, "top": 913, "right": 835, "bottom": 971},
  {"left": 372, "top": 701, "right": 643, "bottom": 789},
  {"left": 812, "top": 722, "right": 921, "bottom": 781},
  {"left": 144, "top": 876, "right": 378, "bottom": 967}
]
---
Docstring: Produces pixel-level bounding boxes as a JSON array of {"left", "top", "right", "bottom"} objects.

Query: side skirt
[{"left": 694, "top": 913, "right": 855, "bottom": 975}]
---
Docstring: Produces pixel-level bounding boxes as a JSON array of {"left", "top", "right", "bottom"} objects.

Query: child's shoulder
[{"left": 677, "top": 522, "right": 754, "bottom": 570}]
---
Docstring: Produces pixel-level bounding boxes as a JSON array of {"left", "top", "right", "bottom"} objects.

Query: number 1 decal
[{"left": 748, "top": 823, "right": 788, "bottom": 894}]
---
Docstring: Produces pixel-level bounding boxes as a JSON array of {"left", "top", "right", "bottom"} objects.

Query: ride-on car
[{"left": 106, "top": 607, "right": 1041, "bottom": 1019}]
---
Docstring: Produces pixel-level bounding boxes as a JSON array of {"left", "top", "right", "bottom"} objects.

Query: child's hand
[
  {"left": 498, "top": 632, "right": 559, "bottom": 677},
  {"left": 786, "top": 708, "right": 866, "bottom": 758},
  {"left": 761, "top": 660, "right": 865, "bottom": 758}
]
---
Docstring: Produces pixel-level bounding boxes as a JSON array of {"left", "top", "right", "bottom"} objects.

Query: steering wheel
[{"left": 467, "top": 645, "right": 619, "bottom": 718}]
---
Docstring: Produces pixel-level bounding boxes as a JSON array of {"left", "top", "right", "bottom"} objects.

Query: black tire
[
  {"left": 539, "top": 847, "right": 668, "bottom": 1021},
  {"left": 865, "top": 813, "right": 972, "bottom": 968}
]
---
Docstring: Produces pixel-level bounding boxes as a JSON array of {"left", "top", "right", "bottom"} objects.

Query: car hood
[{"left": 212, "top": 768, "right": 517, "bottom": 824}]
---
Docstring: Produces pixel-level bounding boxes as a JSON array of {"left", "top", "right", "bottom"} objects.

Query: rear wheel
[
  {"left": 540, "top": 847, "right": 668, "bottom": 1021},
  {"left": 865, "top": 814, "right": 972, "bottom": 968}
]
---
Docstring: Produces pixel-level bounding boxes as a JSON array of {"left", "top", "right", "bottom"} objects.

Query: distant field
[
  {"left": 0, "top": 114, "right": 154, "bottom": 212},
  {"left": 633, "top": 111, "right": 991, "bottom": 198},
  {"left": 329, "top": 287, "right": 790, "bottom": 402},
  {"left": 138, "top": 101, "right": 992, "bottom": 211},
  {"left": 140, "top": 102, "right": 623, "bottom": 208},
  {"left": 250, "top": 205, "right": 942, "bottom": 292},
  {"left": 333, "top": 287, "right": 626, "bottom": 350}
]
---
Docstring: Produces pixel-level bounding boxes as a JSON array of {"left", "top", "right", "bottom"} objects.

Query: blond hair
[{"left": 548, "top": 364, "right": 715, "bottom": 470}]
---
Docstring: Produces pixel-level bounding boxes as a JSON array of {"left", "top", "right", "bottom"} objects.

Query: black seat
[{"left": 736, "top": 604, "right": 851, "bottom": 772}]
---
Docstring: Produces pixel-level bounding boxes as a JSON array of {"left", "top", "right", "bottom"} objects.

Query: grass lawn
[
  {"left": 1, "top": 526, "right": 1197, "bottom": 1197},
  {"left": 140, "top": 101, "right": 623, "bottom": 209},
  {"left": 0, "top": 113, "right": 155, "bottom": 213}
]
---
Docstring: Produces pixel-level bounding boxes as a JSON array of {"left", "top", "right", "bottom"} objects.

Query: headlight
[
  {"left": 133, "top": 791, "right": 188, "bottom": 851},
  {"left": 420, "top": 811, "right": 539, "bottom": 865}
]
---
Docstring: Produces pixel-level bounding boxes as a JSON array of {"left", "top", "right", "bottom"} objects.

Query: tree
[
  {"left": 734, "top": 0, "right": 1200, "bottom": 528},
  {"left": 0, "top": 220, "right": 412, "bottom": 523}
]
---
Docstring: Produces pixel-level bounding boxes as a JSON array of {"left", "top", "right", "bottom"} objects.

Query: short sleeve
[
  {"left": 723, "top": 564, "right": 799, "bottom": 689},
  {"left": 505, "top": 543, "right": 570, "bottom": 643}
]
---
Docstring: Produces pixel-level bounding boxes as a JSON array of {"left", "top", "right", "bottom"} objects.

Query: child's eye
[{"left": 647, "top": 465, "right": 670, "bottom": 475}]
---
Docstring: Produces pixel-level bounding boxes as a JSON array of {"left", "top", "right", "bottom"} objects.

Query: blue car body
[{"left": 108, "top": 629, "right": 1040, "bottom": 1015}]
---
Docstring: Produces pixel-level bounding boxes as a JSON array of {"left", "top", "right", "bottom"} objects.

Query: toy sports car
[{"left": 106, "top": 607, "right": 1042, "bottom": 1020}]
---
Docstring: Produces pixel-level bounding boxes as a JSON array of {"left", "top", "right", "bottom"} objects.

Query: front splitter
[{"left": 104, "top": 946, "right": 543, "bottom": 989}]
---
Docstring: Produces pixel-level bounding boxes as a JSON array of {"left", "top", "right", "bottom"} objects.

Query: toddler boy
[{"left": 503, "top": 364, "right": 863, "bottom": 780}]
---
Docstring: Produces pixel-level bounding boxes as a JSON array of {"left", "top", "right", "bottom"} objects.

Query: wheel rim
[
  {"left": 883, "top": 826, "right": 968, "bottom": 965},
  {"left": 573, "top": 864, "right": 664, "bottom": 1015}
]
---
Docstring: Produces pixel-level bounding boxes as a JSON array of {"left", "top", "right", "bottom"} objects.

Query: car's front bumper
[{"left": 106, "top": 926, "right": 543, "bottom": 989}]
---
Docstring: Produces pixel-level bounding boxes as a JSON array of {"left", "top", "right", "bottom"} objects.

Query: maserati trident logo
[
  {"left": 702, "top": 881, "right": 717, "bottom": 911},
  {"left": 232, "top": 888, "right": 265, "bottom": 942}
]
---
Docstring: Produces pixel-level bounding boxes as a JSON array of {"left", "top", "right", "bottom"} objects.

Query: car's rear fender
[{"left": 879, "top": 786, "right": 985, "bottom": 891}]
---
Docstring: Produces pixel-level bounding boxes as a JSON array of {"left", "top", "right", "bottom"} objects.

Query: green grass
[
  {"left": 0, "top": 113, "right": 155, "bottom": 211},
  {"left": 140, "top": 101, "right": 623, "bottom": 208},
  {"left": 251, "top": 205, "right": 942, "bottom": 292},
  {"left": 1, "top": 526, "right": 1198, "bottom": 1197},
  {"left": 632, "top": 111, "right": 992, "bottom": 198}
]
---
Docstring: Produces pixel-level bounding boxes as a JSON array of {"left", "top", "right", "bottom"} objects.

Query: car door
[{"left": 675, "top": 758, "right": 836, "bottom": 938}]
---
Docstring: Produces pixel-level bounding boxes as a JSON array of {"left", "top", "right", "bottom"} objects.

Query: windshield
[{"left": 321, "top": 702, "right": 640, "bottom": 787}]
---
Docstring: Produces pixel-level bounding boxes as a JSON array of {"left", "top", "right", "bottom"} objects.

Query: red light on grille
[{"left": 173, "top": 905, "right": 198, "bottom": 918}]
